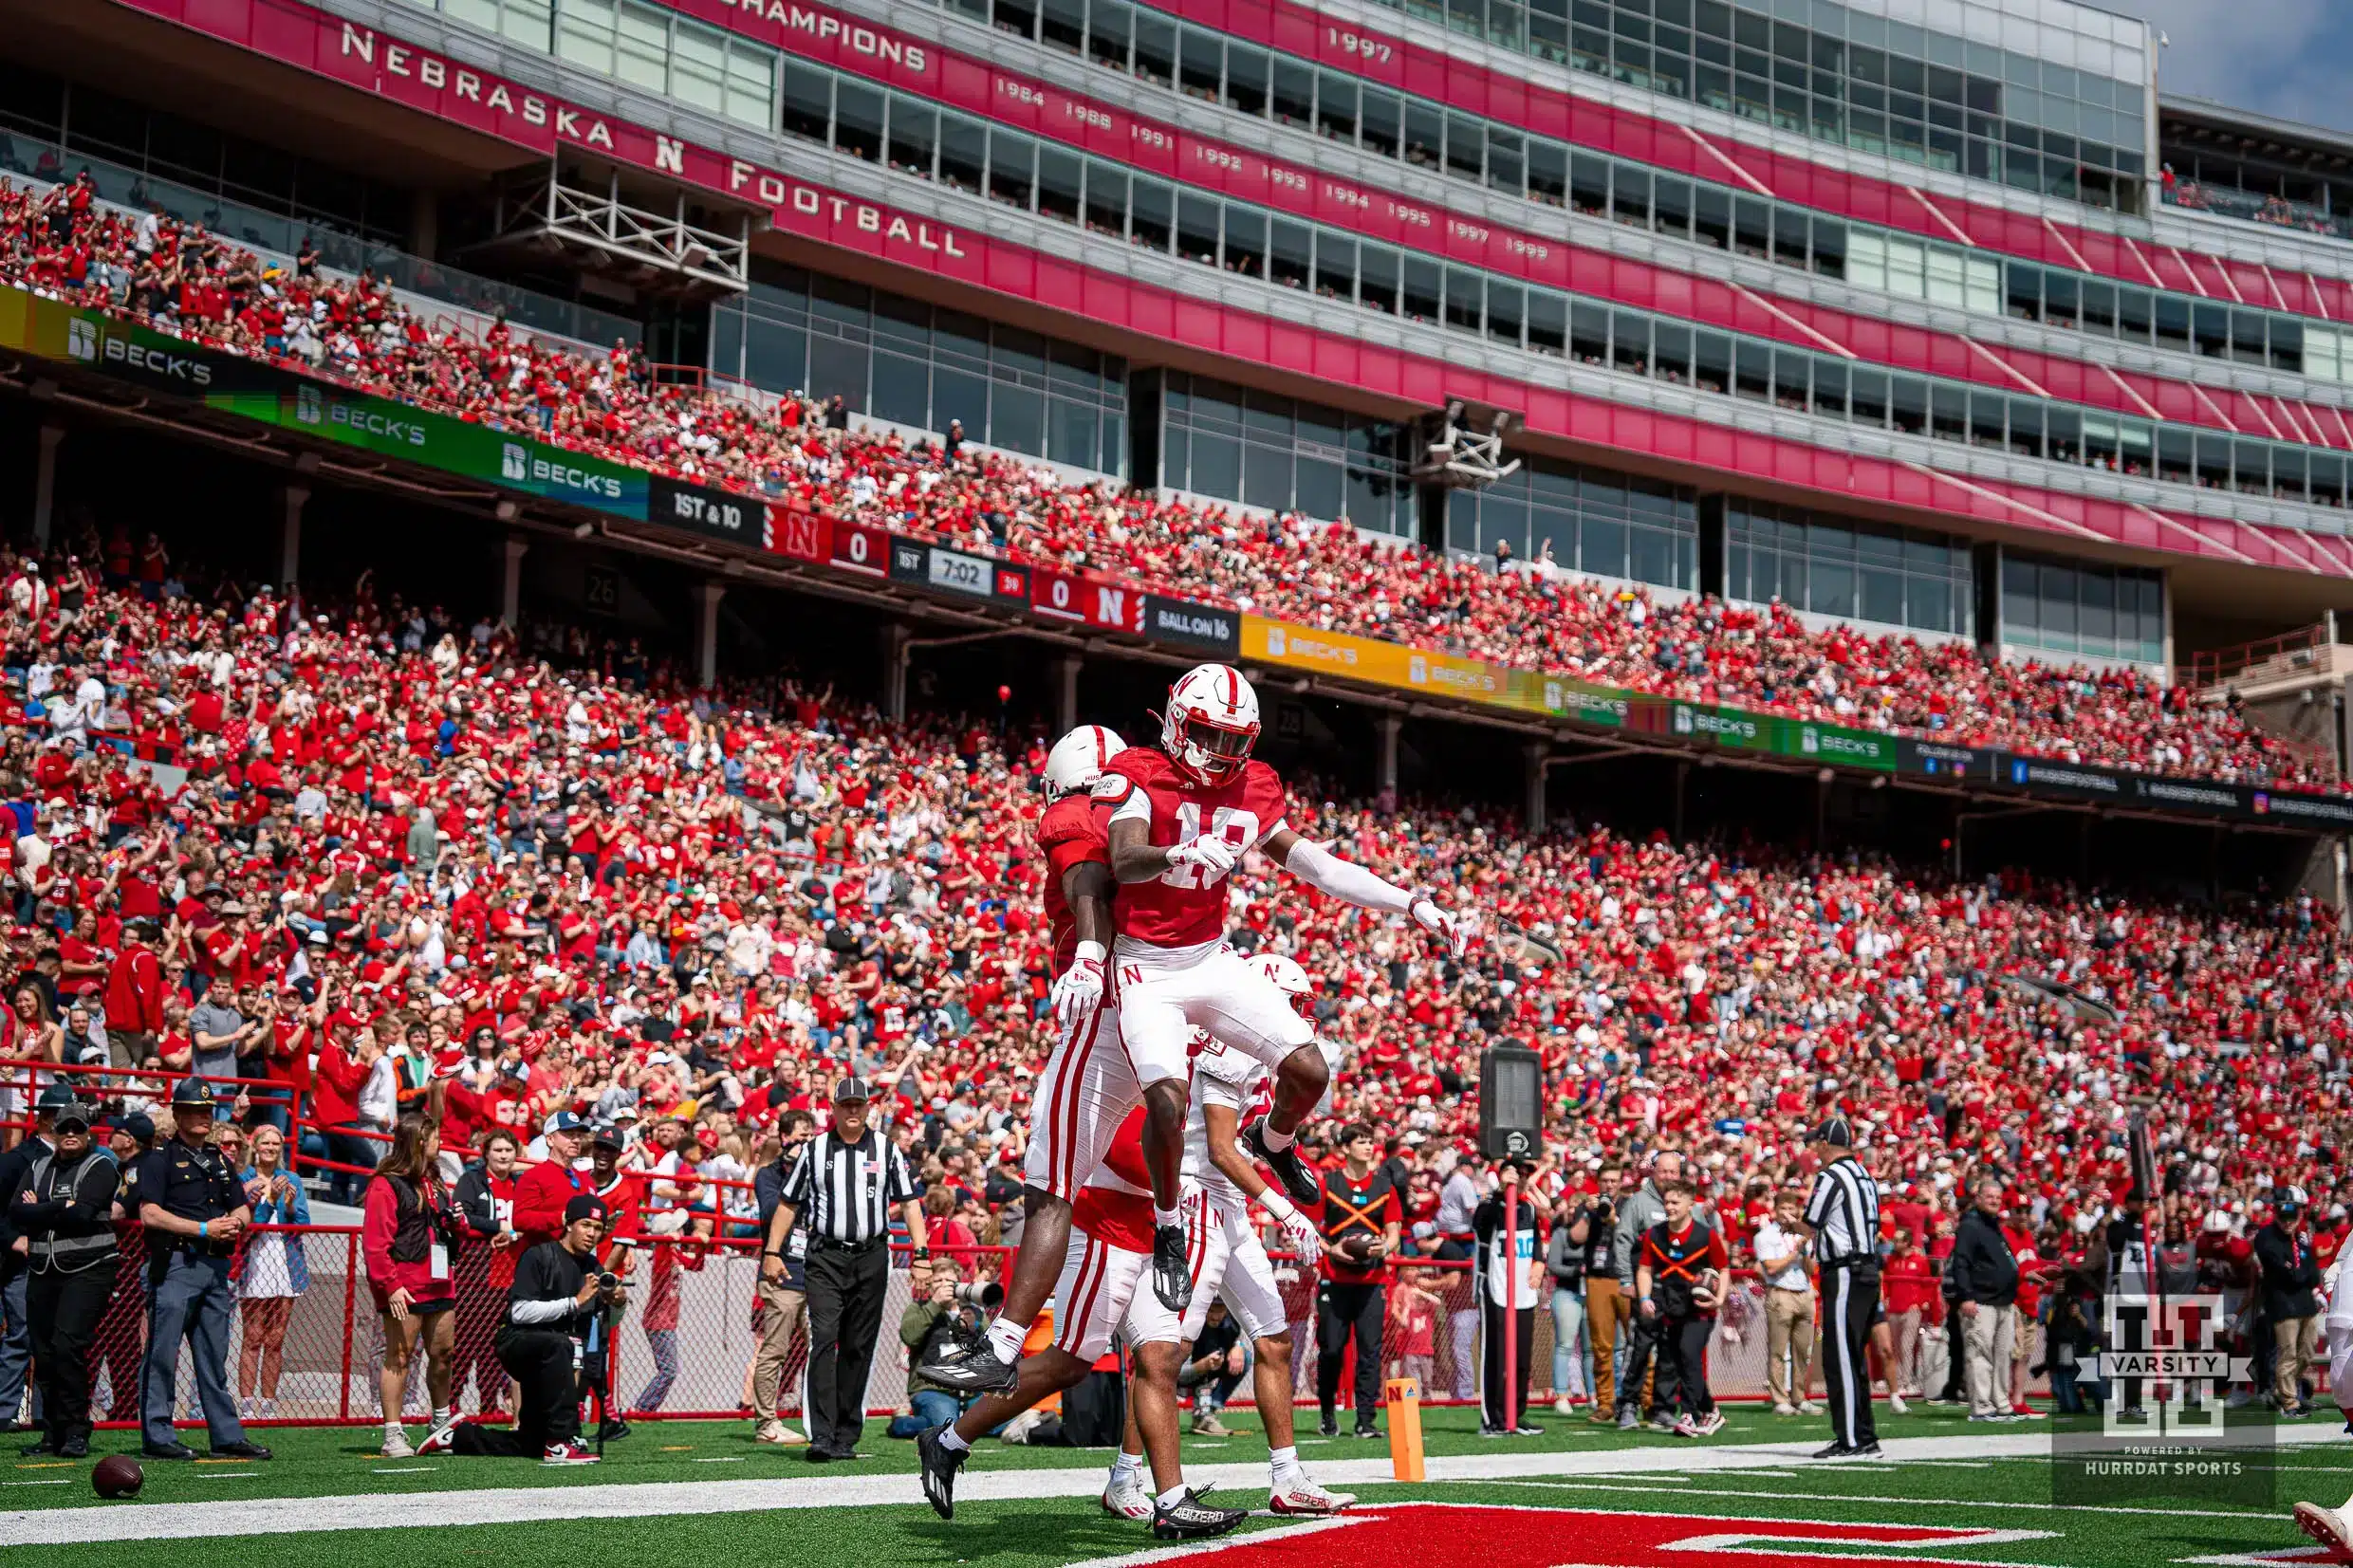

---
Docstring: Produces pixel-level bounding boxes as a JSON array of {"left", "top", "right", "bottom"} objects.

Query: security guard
[
  {"left": 11, "top": 1100, "right": 118, "bottom": 1457},
  {"left": 0, "top": 1082, "right": 76, "bottom": 1433},
  {"left": 133, "top": 1080, "right": 271, "bottom": 1462}
]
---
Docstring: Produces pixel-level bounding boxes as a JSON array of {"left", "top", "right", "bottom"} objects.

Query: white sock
[
  {"left": 383, "top": 1417, "right": 403, "bottom": 1434},
  {"left": 1112, "top": 1451, "right": 1143, "bottom": 1483},
  {"left": 1155, "top": 1206, "right": 1179, "bottom": 1229},
  {"left": 937, "top": 1427, "right": 972, "bottom": 1453},
  {"left": 1157, "top": 1484, "right": 1192, "bottom": 1509},
  {"left": 985, "top": 1316, "right": 1028, "bottom": 1360},
  {"left": 1262, "top": 1124, "right": 1296, "bottom": 1153},
  {"left": 432, "top": 1406, "right": 452, "bottom": 1427},
  {"left": 1269, "top": 1444, "right": 1301, "bottom": 1482}
]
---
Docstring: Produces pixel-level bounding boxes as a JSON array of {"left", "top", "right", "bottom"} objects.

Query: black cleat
[
  {"left": 1241, "top": 1117, "right": 1324, "bottom": 1210},
  {"left": 1849, "top": 1442, "right": 1884, "bottom": 1459},
  {"left": 57, "top": 1437, "right": 86, "bottom": 1459},
  {"left": 1354, "top": 1422, "right": 1381, "bottom": 1440},
  {"left": 1152, "top": 1223, "right": 1194, "bottom": 1315},
  {"left": 917, "top": 1424, "right": 967, "bottom": 1521},
  {"left": 1319, "top": 1416, "right": 1339, "bottom": 1437},
  {"left": 1152, "top": 1486, "right": 1249, "bottom": 1541},
  {"left": 919, "top": 1337, "right": 1023, "bottom": 1396},
  {"left": 1811, "top": 1442, "right": 1856, "bottom": 1460},
  {"left": 597, "top": 1420, "right": 631, "bottom": 1444}
]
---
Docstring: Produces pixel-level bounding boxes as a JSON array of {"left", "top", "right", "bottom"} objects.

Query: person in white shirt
[{"left": 1752, "top": 1187, "right": 1819, "bottom": 1416}]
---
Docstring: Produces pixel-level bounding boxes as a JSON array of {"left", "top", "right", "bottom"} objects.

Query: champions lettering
[
  {"left": 729, "top": 0, "right": 930, "bottom": 73},
  {"left": 338, "top": 24, "right": 616, "bottom": 150},
  {"left": 729, "top": 165, "right": 968, "bottom": 256}
]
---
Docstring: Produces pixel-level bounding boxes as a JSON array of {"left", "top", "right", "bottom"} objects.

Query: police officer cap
[
  {"left": 35, "top": 1083, "right": 79, "bottom": 1112},
  {"left": 171, "top": 1078, "right": 221, "bottom": 1111}
]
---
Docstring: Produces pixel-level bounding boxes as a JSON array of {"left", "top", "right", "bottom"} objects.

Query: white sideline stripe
[{"left": 1, "top": 1427, "right": 2340, "bottom": 1546}]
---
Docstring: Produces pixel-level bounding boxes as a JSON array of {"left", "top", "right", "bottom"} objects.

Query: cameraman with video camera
[
  {"left": 889, "top": 1256, "right": 1001, "bottom": 1438},
  {"left": 451, "top": 1193, "right": 623, "bottom": 1465}
]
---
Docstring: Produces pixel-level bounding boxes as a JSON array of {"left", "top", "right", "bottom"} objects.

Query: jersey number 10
[{"left": 1160, "top": 803, "right": 1260, "bottom": 889}]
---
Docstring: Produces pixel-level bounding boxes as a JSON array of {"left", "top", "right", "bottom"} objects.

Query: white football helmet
[
  {"left": 1161, "top": 664, "right": 1260, "bottom": 785},
  {"left": 1246, "top": 951, "right": 1315, "bottom": 1020},
  {"left": 1044, "top": 725, "right": 1127, "bottom": 797}
]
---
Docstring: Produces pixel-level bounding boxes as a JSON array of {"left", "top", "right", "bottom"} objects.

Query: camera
[
  {"left": 598, "top": 1271, "right": 619, "bottom": 1290},
  {"left": 953, "top": 1282, "right": 1004, "bottom": 1311}
]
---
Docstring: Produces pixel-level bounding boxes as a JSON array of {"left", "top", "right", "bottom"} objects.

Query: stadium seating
[{"left": 0, "top": 169, "right": 2334, "bottom": 793}]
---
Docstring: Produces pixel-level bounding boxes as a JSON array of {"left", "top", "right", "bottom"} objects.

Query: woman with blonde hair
[
  {"left": 361, "top": 1114, "right": 461, "bottom": 1456},
  {"left": 235, "top": 1123, "right": 310, "bottom": 1418}
]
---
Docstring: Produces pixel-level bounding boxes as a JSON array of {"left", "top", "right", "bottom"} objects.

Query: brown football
[
  {"left": 92, "top": 1455, "right": 143, "bottom": 1499},
  {"left": 1336, "top": 1234, "right": 1377, "bottom": 1262}
]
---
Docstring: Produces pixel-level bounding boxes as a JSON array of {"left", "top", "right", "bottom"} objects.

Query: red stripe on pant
[
  {"left": 1058, "top": 1239, "right": 1107, "bottom": 1356},
  {"left": 1041, "top": 1002, "right": 1100, "bottom": 1200},
  {"left": 1057, "top": 1004, "right": 1102, "bottom": 1198}
]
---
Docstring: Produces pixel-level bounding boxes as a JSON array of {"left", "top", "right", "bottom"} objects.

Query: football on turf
[{"left": 92, "top": 1455, "right": 143, "bottom": 1499}]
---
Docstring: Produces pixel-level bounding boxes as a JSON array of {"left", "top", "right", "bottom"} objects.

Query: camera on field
[{"left": 954, "top": 1282, "right": 1005, "bottom": 1311}]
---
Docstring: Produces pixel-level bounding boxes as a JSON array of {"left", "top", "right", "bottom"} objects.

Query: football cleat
[
  {"left": 2294, "top": 1501, "right": 2353, "bottom": 1564},
  {"left": 1102, "top": 1469, "right": 1154, "bottom": 1521},
  {"left": 917, "top": 1425, "right": 967, "bottom": 1521},
  {"left": 1241, "top": 1117, "right": 1325, "bottom": 1210},
  {"left": 1152, "top": 1223, "right": 1195, "bottom": 1315},
  {"left": 1269, "top": 1476, "right": 1356, "bottom": 1515},
  {"left": 1152, "top": 1487, "right": 1250, "bottom": 1541},
  {"left": 918, "top": 1338, "right": 1022, "bottom": 1396}
]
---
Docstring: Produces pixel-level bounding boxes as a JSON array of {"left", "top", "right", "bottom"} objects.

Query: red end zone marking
[{"left": 1064, "top": 1504, "right": 2058, "bottom": 1568}]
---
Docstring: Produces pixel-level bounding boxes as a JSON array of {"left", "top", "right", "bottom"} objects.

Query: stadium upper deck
[{"left": 11, "top": 0, "right": 2353, "bottom": 780}]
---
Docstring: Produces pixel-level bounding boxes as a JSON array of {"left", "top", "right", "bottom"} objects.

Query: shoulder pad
[{"left": 1087, "top": 773, "right": 1130, "bottom": 804}]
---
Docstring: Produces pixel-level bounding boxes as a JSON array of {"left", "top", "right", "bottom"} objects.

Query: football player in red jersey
[
  {"left": 1095, "top": 664, "right": 1471, "bottom": 1317},
  {"left": 918, "top": 1108, "right": 1246, "bottom": 1543},
  {"left": 924, "top": 726, "right": 1144, "bottom": 1398}
]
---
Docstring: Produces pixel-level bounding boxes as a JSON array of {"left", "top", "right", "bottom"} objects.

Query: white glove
[
  {"left": 1049, "top": 945, "right": 1105, "bottom": 1027},
  {"left": 1166, "top": 835, "right": 1239, "bottom": 877},
  {"left": 1279, "top": 1210, "right": 1324, "bottom": 1260},
  {"left": 1410, "top": 895, "right": 1471, "bottom": 956}
]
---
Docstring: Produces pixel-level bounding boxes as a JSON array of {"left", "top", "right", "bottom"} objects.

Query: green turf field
[{"left": 3, "top": 1404, "right": 2345, "bottom": 1567}]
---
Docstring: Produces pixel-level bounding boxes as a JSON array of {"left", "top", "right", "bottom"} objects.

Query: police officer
[
  {"left": 0, "top": 1083, "right": 78, "bottom": 1432},
  {"left": 133, "top": 1080, "right": 271, "bottom": 1462},
  {"left": 1795, "top": 1116, "right": 1881, "bottom": 1459},
  {"left": 11, "top": 1099, "right": 118, "bottom": 1457}
]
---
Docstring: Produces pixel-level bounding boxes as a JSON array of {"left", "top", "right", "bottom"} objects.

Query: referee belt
[
  {"left": 1820, "top": 1254, "right": 1879, "bottom": 1269},
  {"left": 812, "top": 1236, "right": 885, "bottom": 1256}
]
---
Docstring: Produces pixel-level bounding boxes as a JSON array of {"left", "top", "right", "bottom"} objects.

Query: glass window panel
[
  {"left": 887, "top": 99, "right": 936, "bottom": 177},
  {"left": 833, "top": 79, "right": 884, "bottom": 162},
  {"left": 1226, "top": 45, "right": 1269, "bottom": 115},
  {"left": 1037, "top": 145, "right": 1083, "bottom": 223}
]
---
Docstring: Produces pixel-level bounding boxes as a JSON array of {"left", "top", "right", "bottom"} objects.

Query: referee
[
  {"left": 1795, "top": 1116, "right": 1881, "bottom": 1459},
  {"left": 761, "top": 1077, "right": 927, "bottom": 1462}
]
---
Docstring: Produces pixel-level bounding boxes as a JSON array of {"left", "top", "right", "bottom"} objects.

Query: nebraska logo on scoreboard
[
  {"left": 1030, "top": 567, "right": 1149, "bottom": 635},
  {"left": 1083, "top": 1505, "right": 2056, "bottom": 1568}
]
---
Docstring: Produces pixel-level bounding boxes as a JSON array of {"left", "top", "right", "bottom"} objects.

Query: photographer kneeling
[
  {"left": 451, "top": 1194, "right": 623, "bottom": 1465},
  {"left": 889, "top": 1258, "right": 1004, "bottom": 1439}
]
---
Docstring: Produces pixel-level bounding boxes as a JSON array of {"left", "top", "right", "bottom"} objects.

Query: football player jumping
[{"left": 1096, "top": 663, "right": 1468, "bottom": 1328}]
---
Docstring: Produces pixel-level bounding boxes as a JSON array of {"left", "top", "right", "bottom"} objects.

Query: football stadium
[{"left": 1, "top": 0, "right": 2352, "bottom": 1560}]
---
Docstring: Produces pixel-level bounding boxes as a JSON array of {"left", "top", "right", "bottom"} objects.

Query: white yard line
[{"left": 2, "top": 1427, "right": 2340, "bottom": 1547}]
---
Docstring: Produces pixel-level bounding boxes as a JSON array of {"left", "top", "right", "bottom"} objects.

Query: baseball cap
[
  {"left": 589, "top": 1123, "right": 627, "bottom": 1150},
  {"left": 564, "top": 1193, "right": 610, "bottom": 1226},
  {"left": 51, "top": 1101, "right": 93, "bottom": 1134},
  {"left": 543, "top": 1110, "right": 589, "bottom": 1135}
]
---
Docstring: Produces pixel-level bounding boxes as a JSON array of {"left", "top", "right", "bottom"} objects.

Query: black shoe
[
  {"left": 1319, "top": 1416, "right": 1339, "bottom": 1437},
  {"left": 917, "top": 1424, "right": 966, "bottom": 1521},
  {"left": 57, "top": 1437, "right": 86, "bottom": 1460},
  {"left": 1152, "top": 1486, "right": 1248, "bottom": 1541},
  {"left": 142, "top": 1441, "right": 197, "bottom": 1461},
  {"left": 1354, "top": 1423, "right": 1381, "bottom": 1440},
  {"left": 1811, "top": 1442, "right": 1856, "bottom": 1460},
  {"left": 18, "top": 1439, "right": 53, "bottom": 1457},
  {"left": 209, "top": 1440, "right": 271, "bottom": 1460},
  {"left": 597, "top": 1419, "right": 631, "bottom": 1443},
  {"left": 1511, "top": 1423, "right": 1545, "bottom": 1437},
  {"left": 1849, "top": 1442, "right": 1884, "bottom": 1458},
  {"left": 1241, "top": 1118, "right": 1325, "bottom": 1210},
  {"left": 918, "top": 1338, "right": 1021, "bottom": 1396},
  {"left": 1478, "top": 1423, "right": 1510, "bottom": 1437},
  {"left": 804, "top": 1446, "right": 834, "bottom": 1464},
  {"left": 1152, "top": 1223, "right": 1194, "bottom": 1316}
]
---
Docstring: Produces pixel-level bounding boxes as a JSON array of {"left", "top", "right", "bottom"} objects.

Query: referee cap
[
  {"left": 832, "top": 1075, "right": 874, "bottom": 1103},
  {"left": 1807, "top": 1116, "right": 1854, "bottom": 1149}
]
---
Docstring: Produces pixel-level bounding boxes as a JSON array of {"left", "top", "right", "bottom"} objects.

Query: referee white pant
[{"left": 1821, "top": 1262, "right": 1879, "bottom": 1451}]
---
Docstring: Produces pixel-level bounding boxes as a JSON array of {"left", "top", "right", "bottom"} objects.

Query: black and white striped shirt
[
  {"left": 1804, "top": 1156, "right": 1881, "bottom": 1265},
  {"left": 779, "top": 1128, "right": 918, "bottom": 1245}
]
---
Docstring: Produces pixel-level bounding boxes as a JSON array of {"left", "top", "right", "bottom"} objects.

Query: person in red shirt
[
  {"left": 1881, "top": 1228, "right": 1936, "bottom": 1398},
  {"left": 360, "top": 1116, "right": 460, "bottom": 1459},
  {"left": 102, "top": 918, "right": 165, "bottom": 1064},
  {"left": 512, "top": 1114, "right": 597, "bottom": 1246}
]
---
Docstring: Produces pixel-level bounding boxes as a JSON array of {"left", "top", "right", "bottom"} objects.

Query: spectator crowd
[{"left": 0, "top": 167, "right": 2332, "bottom": 792}]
